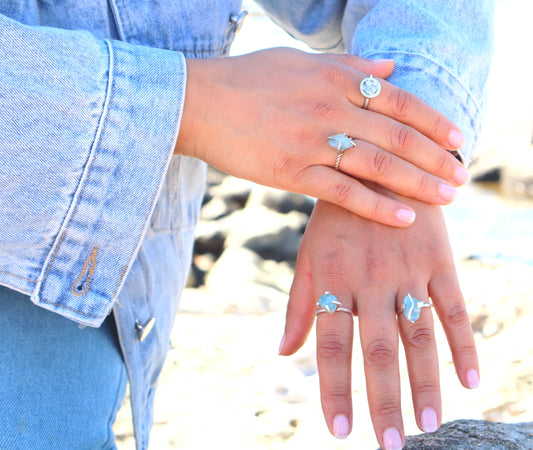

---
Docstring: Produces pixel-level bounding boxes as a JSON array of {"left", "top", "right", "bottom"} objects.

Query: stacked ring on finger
[
  {"left": 400, "top": 293, "right": 434, "bottom": 323},
  {"left": 327, "top": 133, "right": 357, "bottom": 171},
  {"left": 360, "top": 74, "right": 382, "bottom": 110},
  {"left": 316, "top": 291, "right": 353, "bottom": 316}
]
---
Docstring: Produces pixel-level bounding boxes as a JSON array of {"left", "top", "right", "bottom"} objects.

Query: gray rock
[
  {"left": 396, "top": 420, "right": 533, "bottom": 450},
  {"left": 247, "top": 186, "right": 315, "bottom": 216},
  {"left": 224, "top": 205, "right": 307, "bottom": 263}
]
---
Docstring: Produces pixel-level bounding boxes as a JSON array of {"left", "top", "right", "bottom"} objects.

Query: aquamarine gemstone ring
[
  {"left": 327, "top": 133, "right": 357, "bottom": 171},
  {"left": 316, "top": 291, "right": 353, "bottom": 316},
  {"left": 401, "top": 293, "right": 434, "bottom": 323}
]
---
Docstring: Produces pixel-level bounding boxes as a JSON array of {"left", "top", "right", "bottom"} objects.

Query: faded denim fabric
[{"left": 0, "top": 1, "right": 493, "bottom": 449}]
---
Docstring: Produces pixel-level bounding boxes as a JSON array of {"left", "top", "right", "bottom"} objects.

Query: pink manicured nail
[
  {"left": 438, "top": 183, "right": 458, "bottom": 202},
  {"left": 278, "top": 333, "right": 286, "bottom": 355},
  {"left": 453, "top": 166, "right": 470, "bottom": 185},
  {"left": 467, "top": 369, "right": 480, "bottom": 389},
  {"left": 396, "top": 208, "right": 416, "bottom": 225},
  {"left": 383, "top": 428, "right": 403, "bottom": 450},
  {"left": 372, "top": 58, "right": 395, "bottom": 63},
  {"left": 421, "top": 408, "right": 439, "bottom": 433},
  {"left": 449, "top": 130, "right": 465, "bottom": 149},
  {"left": 333, "top": 414, "right": 350, "bottom": 439}
]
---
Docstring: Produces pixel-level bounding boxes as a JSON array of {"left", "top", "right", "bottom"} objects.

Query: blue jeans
[{"left": 0, "top": 285, "right": 127, "bottom": 449}]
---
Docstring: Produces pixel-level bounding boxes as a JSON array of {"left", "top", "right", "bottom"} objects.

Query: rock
[
  {"left": 501, "top": 146, "right": 533, "bottom": 199},
  {"left": 247, "top": 186, "right": 315, "bottom": 216},
  {"left": 208, "top": 174, "right": 252, "bottom": 208},
  {"left": 398, "top": 420, "right": 533, "bottom": 450},
  {"left": 224, "top": 205, "right": 307, "bottom": 263}
]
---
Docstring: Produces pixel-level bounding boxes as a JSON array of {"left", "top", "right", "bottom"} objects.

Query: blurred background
[{"left": 115, "top": 0, "right": 533, "bottom": 448}]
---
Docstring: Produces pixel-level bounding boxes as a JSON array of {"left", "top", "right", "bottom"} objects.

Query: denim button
[
  {"left": 229, "top": 10, "right": 248, "bottom": 34},
  {"left": 135, "top": 317, "right": 156, "bottom": 342}
]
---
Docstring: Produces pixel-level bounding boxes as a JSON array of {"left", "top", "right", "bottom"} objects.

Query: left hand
[{"left": 279, "top": 197, "right": 479, "bottom": 449}]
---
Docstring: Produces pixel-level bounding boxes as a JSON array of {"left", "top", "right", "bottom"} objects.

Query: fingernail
[
  {"left": 396, "top": 208, "right": 416, "bottom": 225},
  {"left": 383, "top": 428, "right": 403, "bottom": 450},
  {"left": 421, "top": 408, "right": 439, "bottom": 433},
  {"left": 449, "top": 130, "right": 465, "bottom": 149},
  {"left": 278, "top": 333, "right": 286, "bottom": 355},
  {"left": 372, "top": 58, "right": 395, "bottom": 63},
  {"left": 466, "top": 369, "right": 480, "bottom": 389},
  {"left": 333, "top": 414, "right": 350, "bottom": 439},
  {"left": 453, "top": 166, "right": 470, "bottom": 185},
  {"left": 438, "top": 183, "right": 458, "bottom": 202}
]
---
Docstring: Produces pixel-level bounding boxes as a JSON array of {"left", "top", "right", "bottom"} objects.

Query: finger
[
  {"left": 315, "top": 289, "right": 354, "bottom": 440},
  {"left": 320, "top": 54, "right": 395, "bottom": 81},
  {"left": 335, "top": 138, "right": 458, "bottom": 205},
  {"left": 397, "top": 290, "right": 441, "bottom": 434},
  {"left": 429, "top": 268, "right": 479, "bottom": 390},
  {"left": 358, "top": 290, "right": 404, "bottom": 450},
  {"left": 347, "top": 73, "right": 467, "bottom": 158},
  {"left": 341, "top": 108, "right": 468, "bottom": 188},
  {"left": 294, "top": 165, "right": 417, "bottom": 227},
  {"left": 280, "top": 236, "right": 316, "bottom": 356}
]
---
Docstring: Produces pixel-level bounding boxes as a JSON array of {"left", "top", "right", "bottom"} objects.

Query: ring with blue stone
[
  {"left": 401, "top": 293, "right": 434, "bottom": 324},
  {"left": 316, "top": 291, "right": 353, "bottom": 316},
  {"left": 327, "top": 133, "right": 357, "bottom": 171},
  {"left": 360, "top": 74, "right": 382, "bottom": 110}
]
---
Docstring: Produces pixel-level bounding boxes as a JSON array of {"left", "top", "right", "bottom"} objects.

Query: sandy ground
[{"left": 113, "top": 1, "right": 533, "bottom": 448}]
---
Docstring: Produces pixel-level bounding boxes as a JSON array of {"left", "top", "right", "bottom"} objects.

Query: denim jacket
[{"left": 0, "top": 1, "right": 493, "bottom": 448}]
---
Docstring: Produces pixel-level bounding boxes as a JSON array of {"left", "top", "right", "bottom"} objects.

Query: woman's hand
[
  {"left": 176, "top": 48, "right": 470, "bottom": 227},
  {"left": 279, "top": 197, "right": 479, "bottom": 449}
]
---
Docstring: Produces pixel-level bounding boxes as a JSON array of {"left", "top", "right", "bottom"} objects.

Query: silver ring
[
  {"left": 401, "top": 293, "right": 433, "bottom": 323},
  {"left": 327, "top": 133, "right": 357, "bottom": 171},
  {"left": 316, "top": 291, "right": 353, "bottom": 316},
  {"left": 360, "top": 74, "right": 381, "bottom": 110}
]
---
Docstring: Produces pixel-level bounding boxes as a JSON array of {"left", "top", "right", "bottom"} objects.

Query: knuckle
[
  {"left": 390, "top": 124, "right": 415, "bottom": 155},
  {"left": 320, "top": 63, "right": 344, "bottom": 85},
  {"left": 434, "top": 149, "right": 453, "bottom": 175},
  {"left": 370, "top": 150, "right": 394, "bottom": 178},
  {"left": 444, "top": 303, "right": 470, "bottom": 327},
  {"left": 333, "top": 180, "right": 354, "bottom": 204},
  {"left": 272, "top": 153, "right": 301, "bottom": 184},
  {"left": 415, "top": 173, "right": 431, "bottom": 196},
  {"left": 414, "top": 380, "right": 440, "bottom": 395},
  {"left": 373, "top": 400, "right": 401, "bottom": 420},
  {"left": 390, "top": 88, "right": 412, "bottom": 118},
  {"left": 453, "top": 343, "right": 477, "bottom": 359},
  {"left": 403, "top": 325, "right": 434, "bottom": 350},
  {"left": 322, "top": 385, "right": 351, "bottom": 403},
  {"left": 296, "top": 125, "right": 320, "bottom": 147},
  {"left": 429, "top": 114, "right": 445, "bottom": 139},
  {"left": 309, "top": 100, "right": 337, "bottom": 120},
  {"left": 318, "top": 333, "right": 351, "bottom": 361},
  {"left": 364, "top": 338, "right": 396, "bottom": 368}
]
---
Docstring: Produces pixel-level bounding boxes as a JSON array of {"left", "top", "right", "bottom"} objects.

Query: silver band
[
  {"left": 360, "top": 74, "right": 382, "bottom": 110},
  {"left": 316, "top": 307, "right": 353, "bottom": 316}
]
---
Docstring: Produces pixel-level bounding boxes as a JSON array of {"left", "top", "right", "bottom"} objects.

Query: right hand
[{"left": 176, "top": 48, "right": 469, "bottom": 227}]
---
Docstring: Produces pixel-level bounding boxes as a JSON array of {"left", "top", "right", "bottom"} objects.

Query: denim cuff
[{"left": 33, "top": 40, "right": 186, "bottom": 326}]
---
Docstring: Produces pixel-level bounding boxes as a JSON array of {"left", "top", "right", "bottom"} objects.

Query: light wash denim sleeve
[
  {"left": 0, "top": 14, "right": 186, "bottom": 326},
  {"left": 256, "top": 0, "right": 494, "bottom": 165}
]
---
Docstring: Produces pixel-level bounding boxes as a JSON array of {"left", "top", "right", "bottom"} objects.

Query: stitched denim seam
[
  {"left": 0, "top": 271, "right": 37, "bottom": 283},
  {"left": 109, "top": 56, "right": 185, "bottom": 301},
  {"left": 39, "top": 40, "right": 115, "bottom": 297}
]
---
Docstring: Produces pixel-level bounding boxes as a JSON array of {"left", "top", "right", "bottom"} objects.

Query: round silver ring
[
  {"left": 360, "top": 74, "right": 381, "bottom": 110},
  {"left": 327, "top": 133, "right": 357, "bottom": 171},
  {"left": 400, "top": 293, "right": 434, "bottom": 324},
  {"left": 316, "top": 291, "right": 353, "bottom": 316}
]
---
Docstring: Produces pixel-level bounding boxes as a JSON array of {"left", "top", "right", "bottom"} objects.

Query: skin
[
  {"left": 174, "top": 48, "right": 470, "bottom": 227},
  {"left": 280, "top": 197, "right": 479, "bottom": 449}
]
